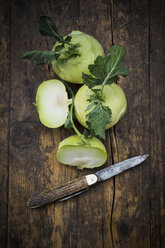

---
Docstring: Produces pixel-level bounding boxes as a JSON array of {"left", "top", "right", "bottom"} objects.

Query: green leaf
[
  {"left": 86, "top": 103, "right": 112, "bottom": 139},
  {"left": 64, "top": 112, "right": 73, "bottom": 129},
  {"left": 22, "top": 16, "right": 81, "bottom": 65},
  {"left": 39, "top": 16, "right": 63, "bottom": 42},
  {"left": 83, "top": 129, "right": 91, "bottom": 139},
  {"left": 54, "top": 44, "right": 65, "bottom": 52},
  {"left": 59, "top": 43, "right": 80, "bottom": 63},
  {"left": 63, "top": 81, "right": 74, "bottom": 129},
  {"left": 22, "top": 50, "right": 60, "bottom": 65},
  {"left": 88, "top": 56, "right": 107, "bottom": 80},
  {"left": 63, "top": 81, "right": 89, "bottom": 144},
  {"left": 64, "top": 36, "right": 72, "bottom": 43},
  {"left": 85, "top": 101, "right": 95, "bottom": 111},
  {"left": 83, "top": 45, "right": 130, "bottom": 89},
  {"left": 82, "top": 73, "right": 100, "bottom": 88},
  {"left": 87, "top": 89, "right": 103, "bottom": 102}
]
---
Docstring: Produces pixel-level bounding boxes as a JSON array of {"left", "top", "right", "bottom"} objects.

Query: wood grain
[
  {"left": 111, "top": 0, "right": 151, "bottom": 246},
  {"left": 149, "top": 0, "right": 165, "bottom": 246},
  {"left": 0, "top": 1, "right": 11, "bottom": 248},
  {"left": 110, "top": 0, "right": 165, "bottom": 247},
  {"left": 0, "top": 0, "right": 164, "bottom": 247}
]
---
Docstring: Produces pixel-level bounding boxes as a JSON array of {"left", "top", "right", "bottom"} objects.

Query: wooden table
[{"left": 0, "top": 0, "right": 164, "bottom": 247}]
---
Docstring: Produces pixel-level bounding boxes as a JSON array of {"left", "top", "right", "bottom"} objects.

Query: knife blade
[
  {"left": 95, "top": 154, "right": 149, "bottom": 182},
  {"left": 27, "top": 154, "right": 149, "bottom": 208}
]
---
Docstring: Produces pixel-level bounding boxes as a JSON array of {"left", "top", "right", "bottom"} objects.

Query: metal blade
[
  {"left": 57, "top": 188, "right": 89, "bottom": 202},
  {"left": 95, "top": 154, "right": 149, "bottom": 182}
]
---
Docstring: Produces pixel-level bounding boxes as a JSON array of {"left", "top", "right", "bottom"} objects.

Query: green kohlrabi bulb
[
  {"left": 74, "top": 83, "right": 127, "bottom": 130},
  {"left": 52, "top": 31, "right": 104, "bottom": 84}
]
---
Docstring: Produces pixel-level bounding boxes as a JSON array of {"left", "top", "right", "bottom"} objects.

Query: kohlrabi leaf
[
  {"left": 64, "top": 36, "right": 72, "bottom": 43},
  {"left": 59, "top": 43, "right": 80, "bottom": 64},
  {"left": 39, "top": 16, "right": 63, "bottom": 42},
  {"left": 62, "top": 81, "right": 89, "bottom": 144},
  {"left": 86, "top": 103, "right": 112, "bottom": 139},
  {"left": 64, "top": 113, "right": 73, "bottom": 129},
  {"left": 83, "top": 45, "right": 129, "bottom": 89},
  {"left": 82, "top": 45, "right": 129, "bottom": 138},
  {"left": 22, "top": 16, "right": 80, "bottom": 65},
  {"left": 63, "top": 82, "right": 74, "bottom": 129},
  {"left": 22, "top": 50, "right": 60, "bottom": 65},
  {"left": 82, "top": 73, "right": 100, "bottom": 89}
]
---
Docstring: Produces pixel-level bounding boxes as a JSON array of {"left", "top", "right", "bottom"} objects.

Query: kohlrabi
[
  {"left": 22, "top": 16, "right": 129, "bottom": 170},
  {"left": 34, "top": 79, "right": 107, "bottom": 169},
  {"left": 74, "top": 83, "right": 127, "bottom": 132},
  {"left": 55, "top": 82, "right": 107, "bottom": 169},
  {"left": 74, "top": 45, "right": 129, "bottom": 139},
  {"left": 56, "top": 135, "right": 107, "bottom": 170},
  {"left": 22, "top": 16, "right": 104, "bottom": 83},
  {"left": 34, "top": 79, "right": 72, "bottom": 128},
  {"left": 52, "top": 31, "right": 104, "bottom": 83}
]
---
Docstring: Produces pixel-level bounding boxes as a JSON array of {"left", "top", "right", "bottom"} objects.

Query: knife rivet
[{"left": 85, "top": 174, "right": 98, "bottom": 186}]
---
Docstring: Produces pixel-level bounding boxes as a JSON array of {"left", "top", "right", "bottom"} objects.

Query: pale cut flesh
[
  {"left": 35, "top": 79, "right": 72, "bottom": 128},
  {"left": 56, "top": 135, "right": 107, "bottom": 169}
]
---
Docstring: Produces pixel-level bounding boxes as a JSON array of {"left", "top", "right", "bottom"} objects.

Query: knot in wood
[{"left": 119, "top": 223, "right": 129, "bottom": 236}]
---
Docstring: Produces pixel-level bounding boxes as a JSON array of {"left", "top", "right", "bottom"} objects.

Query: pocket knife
[{"left": 27, "top": 154, "right": 149, "bottom": 208}]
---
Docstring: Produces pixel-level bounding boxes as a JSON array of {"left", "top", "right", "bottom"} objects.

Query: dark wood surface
[{"left": 0, "top": 0, "right": 164, "bottom": 247}]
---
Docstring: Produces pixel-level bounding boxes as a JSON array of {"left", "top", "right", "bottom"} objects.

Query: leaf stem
[
  {"left": 63, "top": 81, "right": 89, "bottom": 145},
  {"left": 70, "top": 98, "right": 89, "bottom": 145},
  {"left": 101, "top": 48, "right": 123, "bottom": 95}
]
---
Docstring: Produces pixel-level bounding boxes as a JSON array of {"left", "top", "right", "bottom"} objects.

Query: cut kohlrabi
[
  {"left": 34, "top": 79, "right": 107, "bottom": 169},
  {"left": 56, "top": 135, "right": 107, "bottom": 169},
  {"left": 35, "top": 79, "right": 72, "bottom": 128}
]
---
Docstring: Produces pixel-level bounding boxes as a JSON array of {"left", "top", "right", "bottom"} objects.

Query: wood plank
[
  {"left": 149, "top": 0, "right": 165, "bottom": 246},
  {"left": 0, "top": 1, "right": 10, "bottom": 248},
  {"left": 110, "top": 0, "right": 151, "bottom": 247},
  {"left": 8, "top": 1, "right": 58, "bottom": 247}
]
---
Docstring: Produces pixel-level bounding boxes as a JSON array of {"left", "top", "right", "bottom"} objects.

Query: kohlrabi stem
[
  {"left": 101, "top": 75, "right": 109, "bottom": 95},
  {"left": 69, "top": 100, "right": 89, "bottom": 145},
  {"left": 63, "top": 80, "right": 89, "bottom": 145},
  {"left": 72, "top": 121, "right": 88, "bottom": 145}
]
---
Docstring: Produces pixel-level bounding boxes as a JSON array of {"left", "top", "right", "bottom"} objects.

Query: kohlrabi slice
[
  {"left": 35, "top": 79, "right": 72, "bottom": 128},
  {"left": 74, "top": 83, "right": 127, "bottom": 130},
  {"left": 56, "top": 135, "right": 107, "bottom": 169},
  {"left": 52, "top": 31, "right": 104, "bottom": 84}
]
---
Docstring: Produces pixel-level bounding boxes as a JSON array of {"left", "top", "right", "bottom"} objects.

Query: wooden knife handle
[{"left": 27, "top": 176, "right": 88, "bottom": 208}]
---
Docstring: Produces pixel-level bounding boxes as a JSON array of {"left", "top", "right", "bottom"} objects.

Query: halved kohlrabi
[
  {"left": 35, "top": 79, "right": 72, "bottom": 128},
  {"left": 52, "top": 31, "right": 104, "bottom": 84},
  {"left": 56, "top": 135, "right": 107, "bottom": 169},
  {"left": 74, "top": 83, "right": 127, "bottom": 130}
]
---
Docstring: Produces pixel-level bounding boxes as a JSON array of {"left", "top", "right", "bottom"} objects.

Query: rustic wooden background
[{"left": 0, "top": 0, "right": 164, "bottom": 247}]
